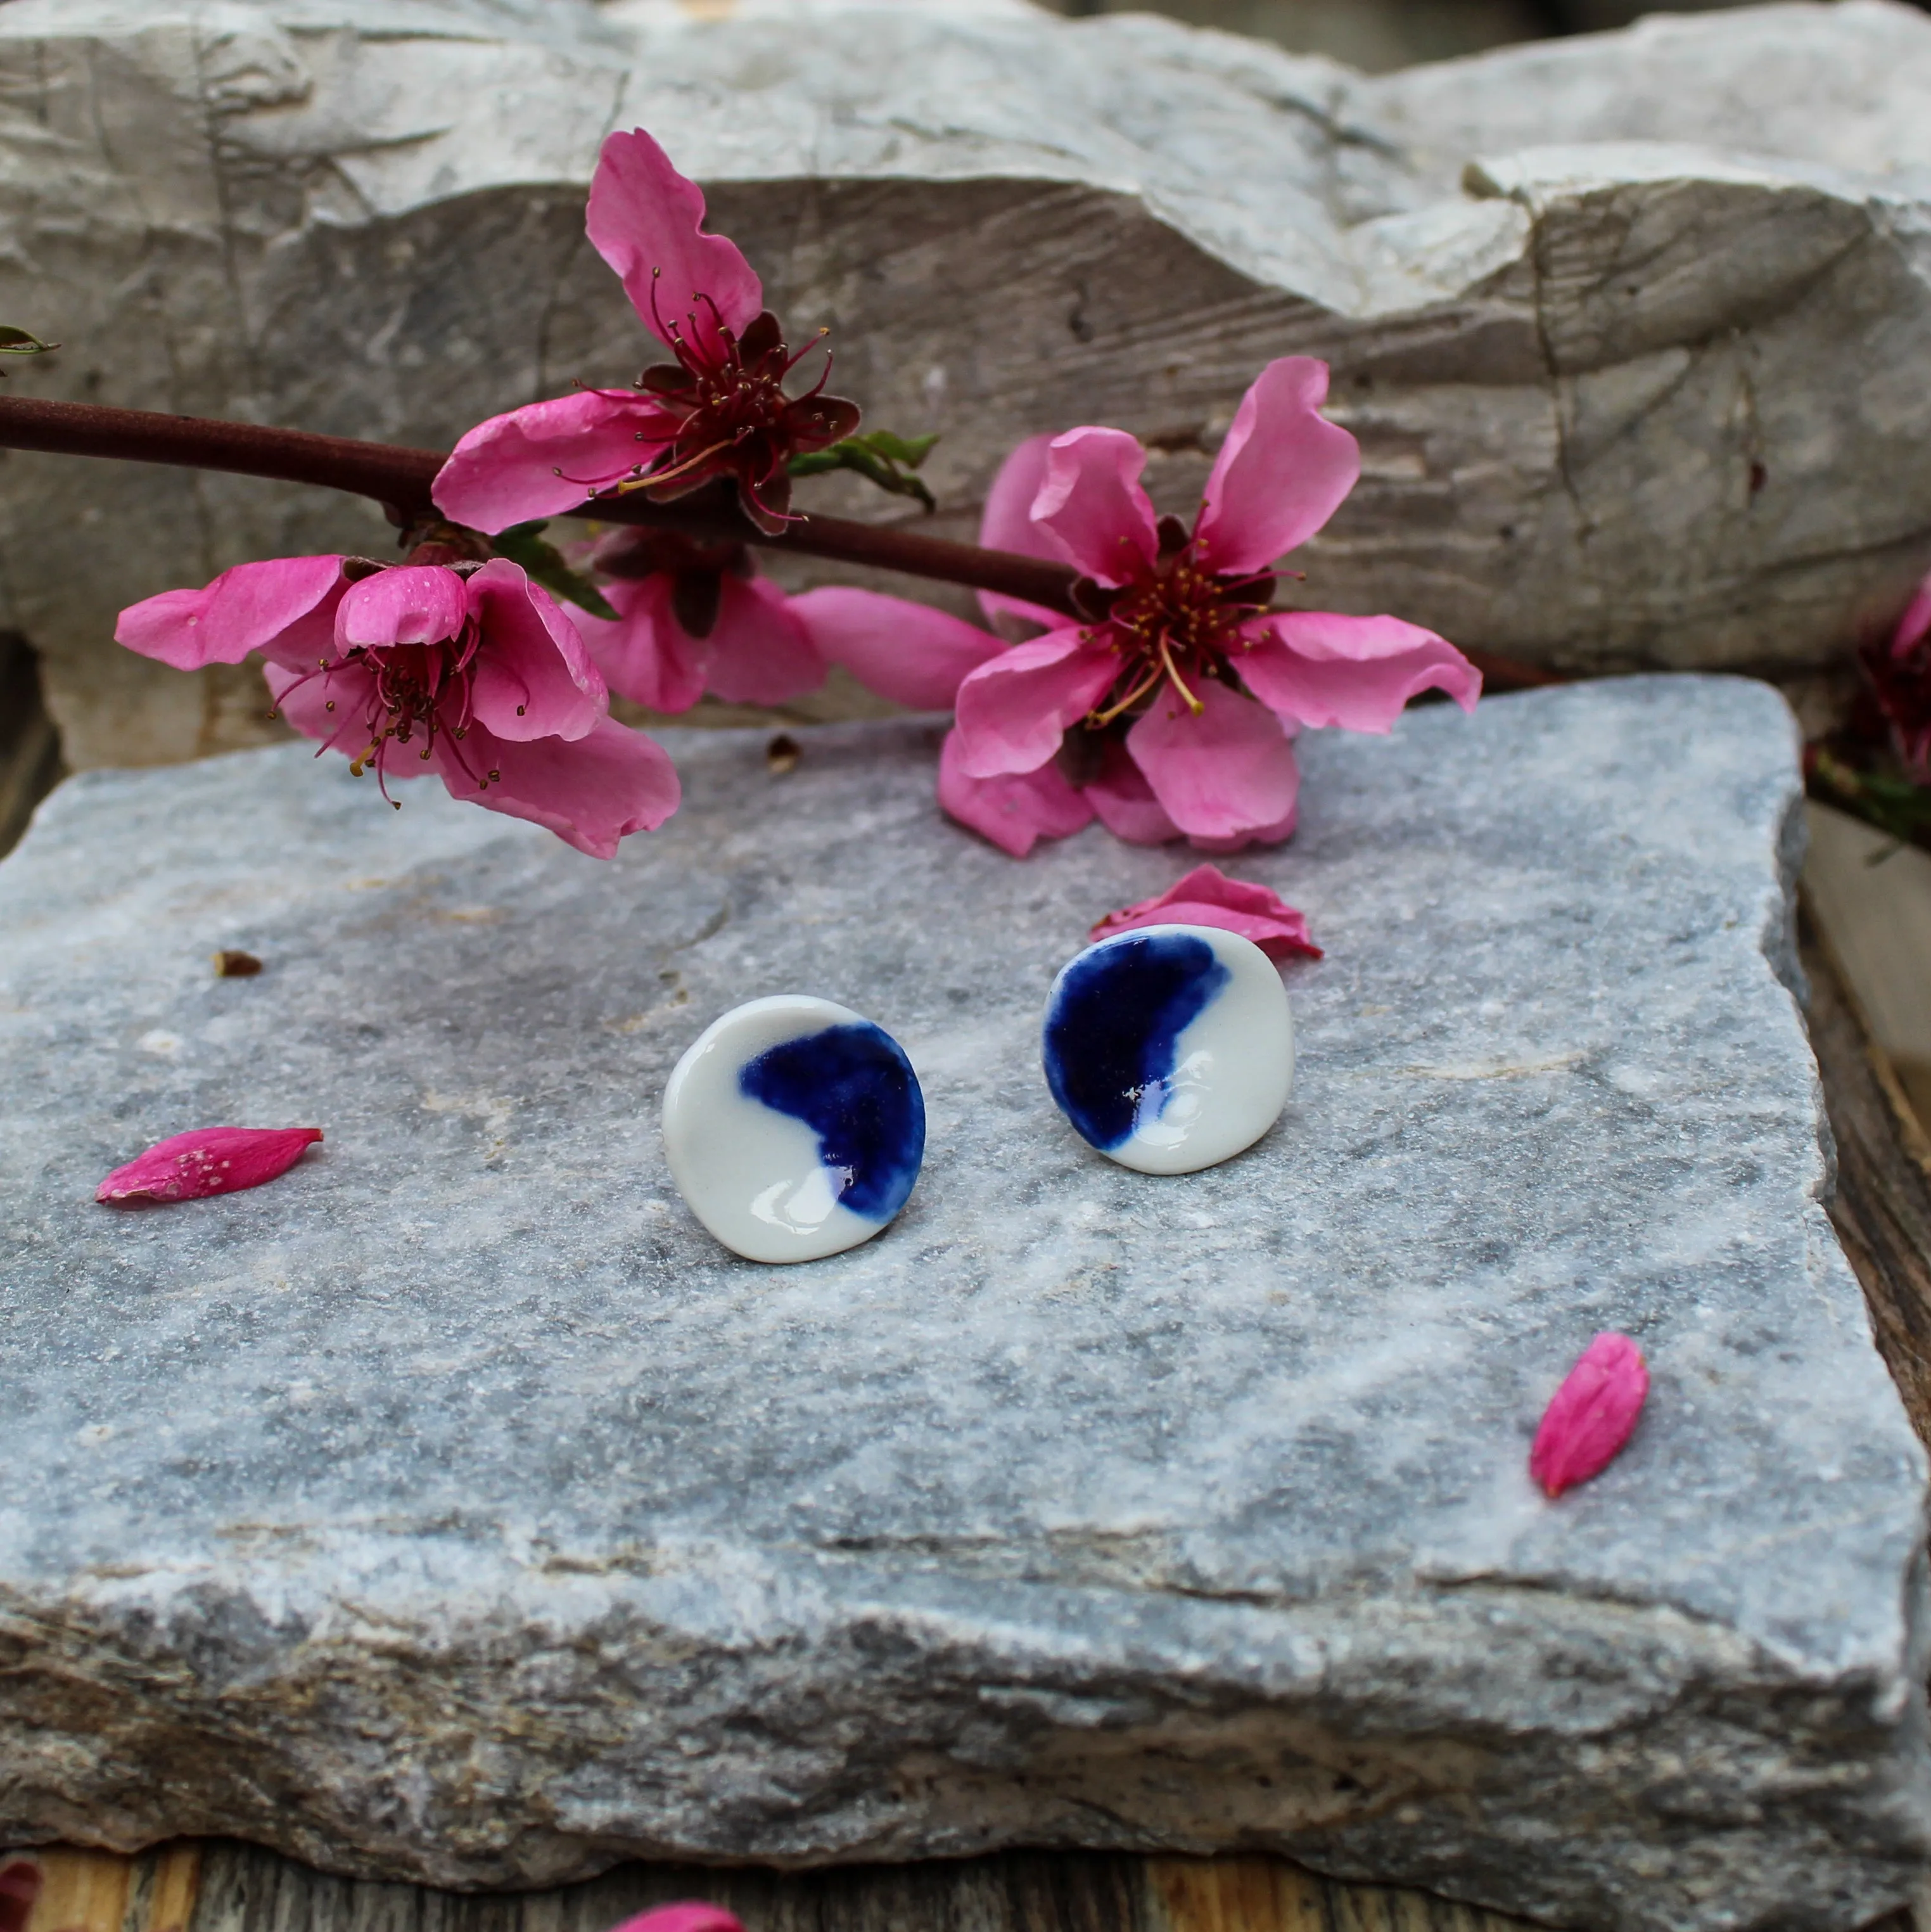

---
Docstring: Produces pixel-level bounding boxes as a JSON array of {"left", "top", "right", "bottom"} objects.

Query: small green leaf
[
  {"left": 492, "top": 521, "right": 620, "bottom": 623},
  {"left": 0, "top": 325, "right": 57, "bottom": 354},
  {"left": 788, "top": 429, "right": 941, "bottom": 511}
]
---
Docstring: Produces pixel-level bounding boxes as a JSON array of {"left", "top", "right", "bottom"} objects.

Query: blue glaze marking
[
  {"left": 738, "top": 1023, "right": 925, "bottom": 1222},
  {"left": 1043, "top": 932, "right": 1230, "bottom": 1151}
]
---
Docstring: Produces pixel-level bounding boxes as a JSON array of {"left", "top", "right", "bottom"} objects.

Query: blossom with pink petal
[
  {"left": 858, "top": 357, "right": 1479, "bottom": 855},
  {"left": 1528, "top": 1333, "right": 1649, "bottom": 1498},
  {"left": 98, "top": 1127, "right": 324, "bottom": 1205},
  {"left": 433, "top": 128, "right": 857, "bottom": 539},
  {"left": 575, "top": 528, "right": 821, "bottom": 713},
  {"left": 116, "top": 550, "right": 679, "bottom": 857},
  {"left": 1863, "top": 572, "right": 1931, "bottom": 771},
  {"left": 1090, "top": 864, "right": 1320, "bottom": 961}
]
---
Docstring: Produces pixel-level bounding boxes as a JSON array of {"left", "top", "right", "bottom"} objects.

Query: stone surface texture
[
  {"left": 4, "top": 1, "right": 1931, "bottom": 765},
  {"left": 0, "top": 678, "right": 1927, "bottom": 1932}
]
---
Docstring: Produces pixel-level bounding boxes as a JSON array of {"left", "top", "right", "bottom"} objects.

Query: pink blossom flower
[
  {"left": 1862, "top": 573, "right": 1931, "bottom": 771},
  {"left": 941, "top": 359, "right": 1479, "bottom": 854},
  {"left": 1529, "top": 1332, "right": 1649, "bottom": 1498},
  {"left": 98, "top": 1127, "right": 324, "bottom": 1205},
  {"left": 115, "top": 551, "right": 679, "bottom": 858},
  {"left": 1090, "top": 863, "right": 1320, "bottom": 960},
  {"left": 433, "top": 128, "right": 858, "bottom": 539},
  {"left": 575, "top": 528, "right": 821, "bottom": 713},
  {"left": 606, "top": 1909, "right": 742, "bottom": 1932}
]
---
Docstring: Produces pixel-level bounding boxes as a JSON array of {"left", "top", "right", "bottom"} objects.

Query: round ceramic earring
[
  {"left": 662, "top": 994, "right": 926, "bottom": 1263},
  {"left": 1041, "top": 924, "right": 1293, "bottom": 1175}
]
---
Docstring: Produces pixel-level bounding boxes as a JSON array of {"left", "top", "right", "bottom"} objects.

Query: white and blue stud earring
[
  {"left": 662, "top": 995, "right": 926, "bottom": 1263},
  {"left": 1041, "top": 923, "right": 1293, "bottom": 1175}
]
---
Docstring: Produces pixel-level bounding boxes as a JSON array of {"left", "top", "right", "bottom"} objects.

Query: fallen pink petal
[
  {"left": 1090, "top": 863, "right": 1321, "bottom": 961},
  {"left": 1529, "top": 1332, "right": 1649, "bottom": 1498},
  {"left": 97, "top": 1127, "right": 325, "bottom": 1205},
  {"left": 604, "top": 1908, "right": 743, "bottom": 1932}
]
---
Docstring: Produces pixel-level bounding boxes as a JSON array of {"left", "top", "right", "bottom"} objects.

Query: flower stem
[{"left": 0, "top": 394, "right": 1082, "bottom": 615}]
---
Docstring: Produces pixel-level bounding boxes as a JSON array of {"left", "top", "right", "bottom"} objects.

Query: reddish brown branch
[{"left": 0, "top": 394, "right": 1558, "bottom": 692}]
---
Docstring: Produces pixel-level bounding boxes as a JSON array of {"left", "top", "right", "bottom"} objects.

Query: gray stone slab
[{"left": 0, "top": 677, "right": 1926, "bottom": 1932}]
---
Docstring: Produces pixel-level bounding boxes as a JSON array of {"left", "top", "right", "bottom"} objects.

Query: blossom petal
[
  {"left": 1091, "top": 863, "right": 1320, "bottom": 960},
  {"left": 1529, "top": 1333, "right": 1649, "bottom": 1498},
  {"left": 115, "top": 555, "right": 345, "bottom": 670},
  {"left": 793, "top": 586, "right": 1004, "bottom": 709},
  {"left": 587, "top": 127, "right": 763, "bottom": 348},
  {"left": 438, "top": 715, "right": 680, "bottom": 859},
  {"left": 1240, "top": 611, "right": 1481, "bottom": 732},
  {"left": 977, "top": 432, "right": 1069, "bottom": 630},
  {"left": 337, "top": 565, "right": 468, "bottom": 650},
  {"left": 1195, "top": 357, "right": 1360, "bottom": 577},
  {"left": 1083, "top": 738, "right": 1181, "bottom": 845},
  {"left": 952, "top": 629, "right": 1116, "bottom": 777},
  {"left": 1126, "top": 679, "right": 1301, "bottom": 842},
  {"left": 1033, "top": 428, "right": 1159, "bottom": 586},
  {"left": 701, "top": 575, "right": 824, "bottom": 705},
  {"left": 575, "top": 576, "right": 707, "bottom": 713},
  {"left": 463, "top": 558, "right": 607, "bottom": 741},
  {"left": 98, "top": 1127, "right": 323, "bottom": 1205},
  {"left": 937, "top": 727, "right": 1093, "bottom": 857},
  {"left": 606, "top": 1907, "right": 744, "bottom": 1932},
  {"left": 433, "top": 390, "right": 674, "bottom": 535},
  {"left": 1894, "top": 573, "right": 1931, "bottom": 656}
]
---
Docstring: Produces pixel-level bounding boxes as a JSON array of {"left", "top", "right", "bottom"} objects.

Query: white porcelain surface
[
  {"left": 662, "top": 994, "right": 925, "bottom": 1263},
  {"left": 1041, "top": 923, "right": 1293, "bottom": 1175}
]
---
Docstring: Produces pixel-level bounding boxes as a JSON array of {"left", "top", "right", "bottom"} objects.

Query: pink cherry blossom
[
  {"left": 1862, "top": 572, "right": 1931, "bottom": 771},
  {"left": 1090, "top": 864, "right": 1320, "bottom": 960},
  {"left": 1529, "top": 1333, "right": 1649, "bottom": 1498},
  {"left": 98, "top": 1127, "right": 324, "bottom": 1205},
  {"left": 606, "top": 1909, "right": 742, "bottom": 1932},
  {"left": 433, "top": 129, "right": 857, "bottom": 539},
  {"left": 934, "top": 358, "right": 1478, "bottom": 852},
  {"left": 115, "top": 553, "right": 679, "bottom": 858},
  {"left": 575, "top": 528, "right": 822, "bottom": 713}
]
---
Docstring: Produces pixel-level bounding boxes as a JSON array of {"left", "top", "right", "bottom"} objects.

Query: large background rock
[
  {"left": 1, "top": 679, "right": 1928, "bottom": 1932},
  {"left": 3, "top": 0, "right": 1931, "bottom": 765}
]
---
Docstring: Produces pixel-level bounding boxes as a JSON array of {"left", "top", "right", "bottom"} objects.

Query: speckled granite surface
[{"left": 0, "top": 678, "right": 1924, "bottom": 1931}]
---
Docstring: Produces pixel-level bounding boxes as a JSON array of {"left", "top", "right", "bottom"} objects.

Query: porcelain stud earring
[
  {"left": 663, "top": 994, "right": 926, "bottom": 1263},
  {"left": 1041, "top": 923, "right": 1293, "bottom": 1175}
]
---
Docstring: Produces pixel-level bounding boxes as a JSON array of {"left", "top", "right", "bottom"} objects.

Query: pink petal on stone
[
  {"left": 1529, "top": 1332, "right": 1649, "bottom": 1499},
  {"left": 605, "top": 1907, "right": 744, "bottom": 1932},
  {"left": 115, "top": 555, "right": 346, "bottom": 671},
  {"left": 1091, "top": 863, "right": 1320, "bottom": 960},
  {"left": 793, "top": 586, "right": 1004, "bottom": 710},
  {"left": 464, "top": 559, "right": 607, "bottom": 742},
  {"left": 97, "top": 1127, "right": 324, "bottom": 1205},
  {"left": 1240, "top": 611, "right": 1481, "bottom": 733},
  {"left": 433, "top": 390, "right": 675, "bottom": 535},
  {"left": 1125, "top": 678, "right": 1301, "bottom": 843},
  {"left": 435, "top": 715, "right": 680, "bottom": 859},
  {"left": 937, "top": 727, "right": 1093, "bottom": 857},
  {"left": 952, "top": 629, "right": 1116, "bottom": 779},
  {"left": 977, "top": 432, "right": 1071, "bottom": 632},
  {"left": 1032, "top": 428, "right": 1161, "bottom": 586},
  {"left": 1083, "top": 738, "right": 1182, "bottom": 846},
  {"left": 587, "top": 127, "right": 763, "bottom": 349},
  {"left": 1194, "top": 357, "right": 1360, "bottom": 579}
]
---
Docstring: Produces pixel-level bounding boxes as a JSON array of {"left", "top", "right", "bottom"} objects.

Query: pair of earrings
[{"left": 663, "top": 923, "right": 1296, "bottom": 1265}]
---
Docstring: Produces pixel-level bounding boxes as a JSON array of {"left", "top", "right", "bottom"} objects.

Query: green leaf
[
  {"left": 0, "top": 324, "right": 58, "bottom": 374},
  {"left": 787, "top": 430, "right": 941, "bottom": 512},
  {"left": 492, "top": 521, "right": 620, "bottom": 623}
]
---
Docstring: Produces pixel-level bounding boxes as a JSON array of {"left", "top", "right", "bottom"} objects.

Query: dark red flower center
[
  {"left": 1081, "top": 518, "right": 1275, "bottom": 727},
  {"left": 1864, "top": 631, "right": 1931, "bottom": 770}
]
